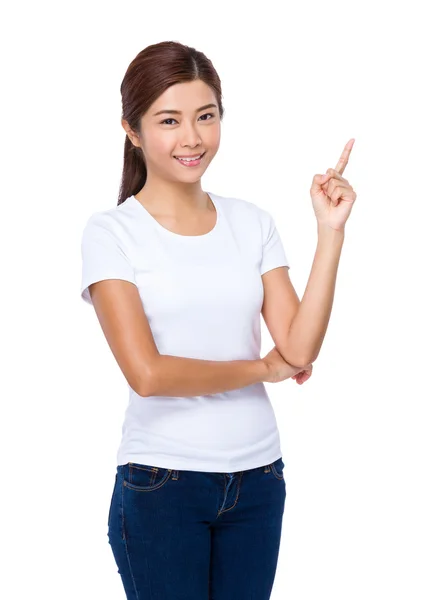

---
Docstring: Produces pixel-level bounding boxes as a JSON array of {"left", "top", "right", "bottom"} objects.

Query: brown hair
[{"left": 117, "top": 41, "right": 225, "bottom": 206}]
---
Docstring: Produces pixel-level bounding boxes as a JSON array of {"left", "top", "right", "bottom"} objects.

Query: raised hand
[{"left": 310, "top": 138, "right": 357, "bottom": 233}]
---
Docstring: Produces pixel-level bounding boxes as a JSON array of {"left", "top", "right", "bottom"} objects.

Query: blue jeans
[{"left": 108, "top": 457, "right": 286, "bottom": 599}]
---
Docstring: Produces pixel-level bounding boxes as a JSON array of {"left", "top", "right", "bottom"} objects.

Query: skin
[
  {"left": 310, "top": 138, "right": 357, "bottom": 233},
  {"left": 121, "top": 79, "right": 221, "bottom": 225},
  {"left": 291, "top": 138, "right": 357, "bottom": 384}
]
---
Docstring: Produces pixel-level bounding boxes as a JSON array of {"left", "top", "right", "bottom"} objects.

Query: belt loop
[
  {"left": 264, "top": 465, "right": 271, "bottom": 473},
  {"left": 171, "top": 469, "right": 179, "bottom": 480}
]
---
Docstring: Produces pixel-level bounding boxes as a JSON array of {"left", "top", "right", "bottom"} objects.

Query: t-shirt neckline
[{"left": 128, "top": 191, "right": 220, "bottom": 240}]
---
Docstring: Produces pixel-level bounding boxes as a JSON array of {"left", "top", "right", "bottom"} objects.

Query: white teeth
[{"left": 175, "top": 154, "right": 202, "bottom": 161}]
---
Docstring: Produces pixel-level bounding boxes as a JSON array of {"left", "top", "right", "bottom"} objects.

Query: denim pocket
[
  {"left": 269, "top": 457, "right": 285, "bottom": 480},
  {"left": 123, "top": 462, "right": 171, "bottom": 492}
]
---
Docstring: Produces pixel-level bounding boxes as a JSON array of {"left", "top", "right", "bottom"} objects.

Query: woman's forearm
[
  {"left": 142, "top": 355, "right": 269, "bottom": 397},
  {"left": 282, "top": 225, "right": 345, "bottom": 366}
]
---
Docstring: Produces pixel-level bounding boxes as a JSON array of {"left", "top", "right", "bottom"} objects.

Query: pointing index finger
[{"left": 335, "top": 138, "right": 355, "bottom": 175}]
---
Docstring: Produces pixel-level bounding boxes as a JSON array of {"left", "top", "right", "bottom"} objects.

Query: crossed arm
[{"left": 88, "top": 226, "right": 344, "bottom": 396}]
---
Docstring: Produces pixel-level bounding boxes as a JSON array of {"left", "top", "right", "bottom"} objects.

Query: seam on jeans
[
  {"left": 128, "top": 462, "right": 158, "bottom": 472},
  {"left": 123, "top": 469, "right": 172, "bottom": 492},
  {"left": 128, "top": 463, "right": 159, "bottom": 487},
  {"left": 218, "top": 472, "right": 243, "bottom": 515},
  {"left": 270, "top": 461, "right": 284, "bottom": 480},
  {"left": 149, "top": 469, "right": 156, "bottom": 486},
  {"left": 121, "top": 469, "right": 140, "bottom": 599},
  {"left": 216, "top": 473, "right": 228, "bottom": 516},
  {"left": 121, "top": 471, "right": 125, "bottom": 540},
  {"left": 123, "top": 527, "right": 140, "bottom": 599}
]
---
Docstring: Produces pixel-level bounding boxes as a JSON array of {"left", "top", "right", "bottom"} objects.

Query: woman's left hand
[
  {"left": 291, "top": 363, "right": 313, "bottom": 385},
  {"left": 310, "top": 138, "right": 357, "bottom": 233}
]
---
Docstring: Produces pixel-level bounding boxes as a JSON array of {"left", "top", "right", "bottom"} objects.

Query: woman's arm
[
  {"left": 281, "top": 140, "right": 357, "bottom": 365},
  {"left": 88, "top": 277, "right": 273, "bottom": 397},
  {"left": 279, "top": 225, "right": 345, "bottom": 366},
  {"left": 146, "top": 355, "right": 269, "bottom": 397}
]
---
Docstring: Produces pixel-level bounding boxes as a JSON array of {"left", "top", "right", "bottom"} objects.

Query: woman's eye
[{"left": 160, "top": 113, "right": 215, "bottom": 125}]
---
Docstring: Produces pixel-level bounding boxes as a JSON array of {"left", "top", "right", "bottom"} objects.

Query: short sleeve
[
  {"left": 80, "top": 213, "right": 137, "bottom": 305},
  {"left": 259, "top": 209, "right": 290, "bottom": 276}
]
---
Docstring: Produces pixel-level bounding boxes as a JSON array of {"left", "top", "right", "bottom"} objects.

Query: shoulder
[
  {"left": 81, "top": 199, "right": 133, "bottom": 242},
  {"left": 212, "top": 192, "right": 271, "bottom": 224},
  {"left": 214, "top": 192, "right": 274, "bottom": 238},
  {"left": 83, "top": 199, "right": 129, "bottom": 229}
]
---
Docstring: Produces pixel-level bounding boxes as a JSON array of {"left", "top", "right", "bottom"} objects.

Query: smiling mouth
[{"left": 173, "top": 152, "right": 206, "bottom": 162}]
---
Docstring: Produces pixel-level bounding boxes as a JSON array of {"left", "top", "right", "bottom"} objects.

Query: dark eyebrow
[{"left": 152, "top": 103, "right": 217, "bottom": 117}]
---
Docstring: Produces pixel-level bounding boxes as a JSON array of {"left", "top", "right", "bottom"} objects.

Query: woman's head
[{"left": 118, "top": 41, "right": 224, "bottom": 205}]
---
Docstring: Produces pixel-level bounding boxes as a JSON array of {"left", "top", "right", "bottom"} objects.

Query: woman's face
[{"left": 132, "top": 79, "right": 221, "bottom": 183}]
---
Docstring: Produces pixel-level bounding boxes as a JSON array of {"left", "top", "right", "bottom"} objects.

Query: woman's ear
[{"left": 121, "top": 118, "right": 141, "bottom": 148}]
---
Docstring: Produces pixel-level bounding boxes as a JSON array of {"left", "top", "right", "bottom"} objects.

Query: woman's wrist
[
  {"left": 255, "top": 359, "right": 270, "bottom": 384},
  {"left": 317, "top": 222, "right": 346, "bottom": 239}
]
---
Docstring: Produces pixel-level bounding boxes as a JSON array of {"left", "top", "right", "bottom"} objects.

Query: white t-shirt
[{"left": 80, "top": 192, "right": 290, "bottom": 473}]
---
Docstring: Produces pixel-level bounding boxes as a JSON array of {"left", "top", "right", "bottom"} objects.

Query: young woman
[{"left": 80, "top": 40, "right": 357, "bottom": 600}]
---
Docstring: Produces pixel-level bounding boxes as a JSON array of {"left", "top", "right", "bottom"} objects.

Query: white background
[{"left": 1, "top": 0, "right": 432, "bottom": 598}]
